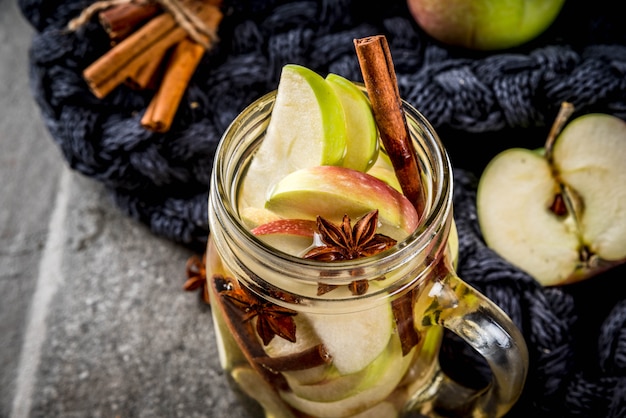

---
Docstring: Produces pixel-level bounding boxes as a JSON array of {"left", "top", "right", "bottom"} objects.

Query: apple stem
[{"left": 545, "top": 101, "right": 575, "bottom": 163}]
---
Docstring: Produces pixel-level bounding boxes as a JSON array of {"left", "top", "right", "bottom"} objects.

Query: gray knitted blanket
[{"left": 19, "top": 0, "right": 626, "bottom": 416}]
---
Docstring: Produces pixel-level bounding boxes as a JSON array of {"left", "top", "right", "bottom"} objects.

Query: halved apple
[
  {"left": 265, "top": 165, "right": 419, "bottom": 238},
  {"left": 326, "top": 73, "right": 379, "bottom": 172},
  {"left": 477, "top": 113, "right": 626, "bottom": 286},
  {"left": 239, "top": 64, "right": 348, "bottom": 210}
]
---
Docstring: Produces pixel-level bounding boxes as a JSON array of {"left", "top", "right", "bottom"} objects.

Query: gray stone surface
[{"left": 1, "top": 2, "right": 249, "bottom": 417}]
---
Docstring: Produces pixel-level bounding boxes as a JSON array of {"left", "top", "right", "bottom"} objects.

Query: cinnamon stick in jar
[
  {"left": 354, "top": 35, "right": 426, "bottom": 217},
  {"left": 354, "top": 35, "right": 425, "bottom": 356}
]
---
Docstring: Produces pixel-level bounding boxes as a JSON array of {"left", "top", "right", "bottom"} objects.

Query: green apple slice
[
  {"left": 326, "top": 73, "right": 379, "bottom": 172},
  {"left": 239, "top": 64, "right": 348, "bottom": 210},
  {"left": 266, "top": 165, "right": 420, "bottom": 238},
  {"left": 366, "top": 150, "right": 402, "bottom": 191},
  {"left": 279, "top": 335, "right": 414, "bottom": 418},
  {"left": 302, "top": 294, "right": 394, "bottom": 375},
  {"left": 284, "top": 331, "right": 402, "bottom": 402}
]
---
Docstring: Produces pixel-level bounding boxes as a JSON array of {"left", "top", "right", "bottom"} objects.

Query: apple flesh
[
  {"left": 266, "top": 165, "right": 420, "bottom": 238},
  {"left": 366, "top": 150, "right": 402, "bottom": 192},
  {"left": 406, "top": 0, "right": 566, "bottom": 50},
  {"left": 284, "top": 332, "right": 400, "bottom": 402},
  {"left": 477, "top": 113, "right": 626, "bottom": 286},
  {"left": 303, "top": 294, "right": 394, "bottom": 375}
]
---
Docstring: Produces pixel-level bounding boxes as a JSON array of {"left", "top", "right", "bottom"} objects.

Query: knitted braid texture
[{"left": 18, "top": 0, "right": 626, "bottom": 416}]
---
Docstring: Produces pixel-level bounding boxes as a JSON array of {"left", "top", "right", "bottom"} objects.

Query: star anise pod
[
  {"left": 183, "top": 252, "right": 210, "bottom": 304},
  {"left": 304, "top": 210, "right": 397, "bottom": 295},
  {"left": 221, "top": 284, "right": 297, "bottom": 346}
]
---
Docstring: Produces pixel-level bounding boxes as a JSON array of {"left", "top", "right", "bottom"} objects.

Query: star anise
[
  {"left": 304, "top": 210, "right": 397, "bottom": 295},
  {"left": 183, "top": 252, "right": 210, "bottom": 304},
  {"left": 221, "top": 283, "right": 297, "bottom": 346}
]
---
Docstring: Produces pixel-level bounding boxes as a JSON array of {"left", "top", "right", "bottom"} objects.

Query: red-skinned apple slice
[
  {"left": 265, "top": 165, "right": 420, "bottom": 239},
  {"left": 251, "top": 219, "right": 317, "bottom": 237},
  {"left": 251, "top": 219, "right": 318, "bottom": 256}
]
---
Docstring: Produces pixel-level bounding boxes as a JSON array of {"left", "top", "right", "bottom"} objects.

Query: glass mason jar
[{"left": 207, "top": 90, "right": 528, "bottom": 418}]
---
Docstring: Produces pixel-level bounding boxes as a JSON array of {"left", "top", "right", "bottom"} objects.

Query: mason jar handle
[{"left": 420, "top": 274, "right": 529, "bottom": 417}]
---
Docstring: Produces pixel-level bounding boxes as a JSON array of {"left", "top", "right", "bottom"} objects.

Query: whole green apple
[{"left": 406, "top": 0, "right": 567, "bottom": 50}]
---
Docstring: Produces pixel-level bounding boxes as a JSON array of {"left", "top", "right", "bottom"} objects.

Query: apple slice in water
[
  {"left": 266, "top": 165, "right": 420, "bottom": 238},
  {"left": 326, "top": 73, "right": 379, "bottom": 172},
  {"left": 239, "top": 64, "right": 348, "bottom": 210},
  {"left": 251, "top": 218, "right": 317, "bottom": 256},
  {"left": 303, "top": 296, "right": 394, "bottom": 375},
  {"left": 284, "top": 331, "right": 401, "bottom": 402},
  {"left": 367, "top": 150, "right": 402, "bottom": 192},
  {"left": 231, "top": 366, "right": 298, "bottom": 418},
  {"left": 279, "top": 335, "right": 414, "bottom": 418},
  {"left": 240, "top": 207, "right": 282, "bottom": 229}
]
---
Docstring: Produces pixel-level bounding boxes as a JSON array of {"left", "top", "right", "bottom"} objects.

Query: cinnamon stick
[
  {"left": 83, "top": 11, "right": 179, "bottom": 98},
  {"left": 391, "top": 289, "right": 420, "bottom": 356},
  {"left": 98, "top": 3, "right": 162, "bottom": 42},
  {"left": 126, "top": 48, "right": 167, "bottom": 90},
  {"left": 354, "top": 35, "right": 424, "bottom": 356},
  {"left": 141, "top": 38, "right": 205, "bottom": 132},
  {"left": 209, "top": 274, "right": 289, "bottom": 391},
  {"left": 254, "top": 344, "right": 332, "bottom": 372},
  {"left": 354, "top": 35, "right": 426, "bottom": 216}
]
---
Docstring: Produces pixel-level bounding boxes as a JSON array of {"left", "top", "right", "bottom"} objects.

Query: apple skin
[
  {"left": 265, "top": 165, "right": 420, "bottom": 236},
  {"left": 406, "top": 0, "right": 566, "bottom": 50},
  {"left": 251, "top": 219, "right": 317, "bottom": 237},
  {"left": 326, "top": 73, "right": 379, "bottom": 173},
  {"left": 250, "top": 218, "right": 318, "bottom": 257}
]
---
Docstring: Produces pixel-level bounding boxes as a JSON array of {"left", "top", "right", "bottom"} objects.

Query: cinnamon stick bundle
[{"left": 83, "top": 1, "right": 222, "bottom": 99}]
